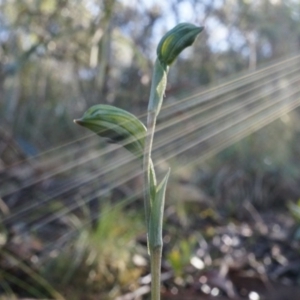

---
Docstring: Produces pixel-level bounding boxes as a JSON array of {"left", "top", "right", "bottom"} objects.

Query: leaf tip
[{"left": 74, "top": 119, "right": 82, "bottom": 125}]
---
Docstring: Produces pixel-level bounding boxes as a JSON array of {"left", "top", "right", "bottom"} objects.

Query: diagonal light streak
[
  {"left": 159, "top": 53, "right": 300, "bottom": 117},
  {"left": 2, "top": 54, "right": 299, "bottom": 172},
  {"left": 2, "top": 55, "right": 299, "bottom": 201},
  {"left": 153, "top": 68, "right": 300, "bottom": 157},
  {"left": 182, "top": 96, "right": 300, "bottom": 170},
  {"left": 19, "top": 74, "right": 300, "bottom": 230},
  {"left": 163, "top": 84, "right": 300, "bottom": 163},
  {"left": 41, "top": 89, "right": 300, "bottom": 251},
  {"left": 2, "top": 61, "right": 300, "bottom": 224}
]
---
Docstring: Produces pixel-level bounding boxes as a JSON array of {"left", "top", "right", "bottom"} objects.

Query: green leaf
[
  {"left": 74, "top": 104, "right": 146, "bottom": 159},
  {"left": 149, "top": 169, "right": 170, "bottom": 248},
  {"left": 288, "top": 201, "right": 300, "bottom": 222},
  {"left": 157, "top": 23, "right": 204, "bottom": 67}
]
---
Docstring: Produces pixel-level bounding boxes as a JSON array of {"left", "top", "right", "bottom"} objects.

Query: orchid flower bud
[
  {"left": 157, "top": 23, "right": 204, "bottom": 68},
  {"left": 74, "top": 104, "right": 146, "bottom": 159}
]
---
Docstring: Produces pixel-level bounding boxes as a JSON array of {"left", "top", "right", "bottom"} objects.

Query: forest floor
[
  {"left": 1, "top": 134, "right": 300, "bottom": 300},
  {"left": 1, "top": 196, "right": 299, "bottom": 300}
]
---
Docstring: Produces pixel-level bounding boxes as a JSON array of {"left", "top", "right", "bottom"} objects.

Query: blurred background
[{"left": 1, "top": 0, "right": 300, "bottom": 299}]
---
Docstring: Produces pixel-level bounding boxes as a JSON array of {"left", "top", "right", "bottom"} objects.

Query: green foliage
[
  {"left": 288, "top": 200, "right": 300, "bottom": 222},
  {"left": 0, "top": 250, "right": 65, "bottom": 300},
  {"left": 43, "top": 204, "right": 144, "bottom": 299},
  {"left": 167, "top": 236, "right": 197, "bottom": 277},
  {"left": 288, "top": 200, "right": 300, "bottom": 242}
]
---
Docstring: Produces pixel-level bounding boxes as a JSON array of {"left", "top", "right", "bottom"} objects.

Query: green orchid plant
[{"left": 74, "top": 23, "right": 203, "bottom": 300}]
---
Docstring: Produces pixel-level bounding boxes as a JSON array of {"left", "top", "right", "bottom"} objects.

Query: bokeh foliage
[{"left": 1, "top": 0, "right": 300, "bottom": 299}]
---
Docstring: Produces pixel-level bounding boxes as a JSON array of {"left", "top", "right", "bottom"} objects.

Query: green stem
[
  {"left": 150, "top": 245, "right": 163, "bottom": 300},
  {"left": 143, "top": 111, "right": 155, "bottom": 232},
  {"left": 143, "top": 59, "right": 168, "bottom": 300},
  {"left": 143, "top": 111, "right": 160, "bottom": 300}
]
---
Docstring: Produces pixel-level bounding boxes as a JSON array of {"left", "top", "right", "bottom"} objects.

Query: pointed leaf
[{"left": 149, "top": 169, "right": 170, "bottom": 248}]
